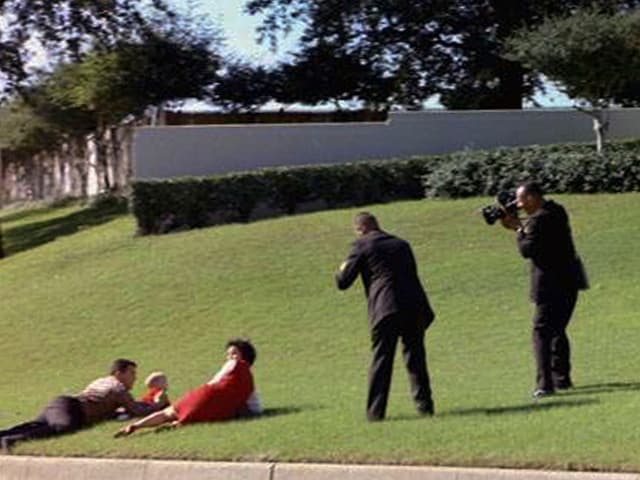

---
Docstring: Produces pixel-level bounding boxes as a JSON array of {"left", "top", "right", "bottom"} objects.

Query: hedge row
[
  {"left": 423, "top": 144, "right": 640, "bottom": 198},
  {"left": 132, "top": 140, "right": 640, "bottom": 235},
  {"left": 132, "top": 158, "right": 438, "bottom": 234}
]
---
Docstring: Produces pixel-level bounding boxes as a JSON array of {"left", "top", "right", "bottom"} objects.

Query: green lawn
[{"left": 0, "top": 194, "right": 639, "bottom": 470}]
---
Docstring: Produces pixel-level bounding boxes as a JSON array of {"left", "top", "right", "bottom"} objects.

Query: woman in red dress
[{"left": 115, "top": 338, "right": 257, "bottom": 437}]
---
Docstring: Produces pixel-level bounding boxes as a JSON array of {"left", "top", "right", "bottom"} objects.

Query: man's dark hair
[
  {"left": 354, "top": 212, "right": 380, "bottom": 231},
  {"left": 110, "top": 358, "right": 137, "bottom": 375},
  {"left": 226, "top": 338, "right": 257, "bottom": 366},
  {"left": 520, "top": 181, "right": 544, "bottom": 197}
]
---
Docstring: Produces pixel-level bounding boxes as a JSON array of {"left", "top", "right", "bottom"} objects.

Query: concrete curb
[{"left": 1, "top": 456, "right": 639, "bottom": 480}]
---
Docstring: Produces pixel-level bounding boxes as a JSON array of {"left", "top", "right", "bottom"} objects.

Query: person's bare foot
[{"left": 114, "top": 424, "right": 137, "bottom": 438}]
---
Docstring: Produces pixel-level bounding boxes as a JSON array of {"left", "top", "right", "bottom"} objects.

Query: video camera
[{"left": 481, "top": 191, "right": 519, "bottom": 225}]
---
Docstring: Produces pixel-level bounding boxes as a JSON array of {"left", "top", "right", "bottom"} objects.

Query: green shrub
[
  {"left": 132, "top": 158, "right": 440, "bottom": 234},
  {"left": 133, "top": 139, "right": 640, "bottom": 235},
  {"left": 423, "top": 142, "right": 640, "bottom": 198}
]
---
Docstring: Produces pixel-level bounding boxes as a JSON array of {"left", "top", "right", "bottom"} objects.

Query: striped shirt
[{"left": 76, "top": 376, "right": 155, "bottom": 424}]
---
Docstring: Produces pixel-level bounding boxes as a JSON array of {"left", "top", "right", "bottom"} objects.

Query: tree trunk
[
  {"left": 592, "top": 111, "right": 608, "bottom": 155},
  {"left": 0, "top": 149, "right": 4, "bottom": 259},
  {"left": 108, "top": 126, "right": 123, "bottom": 191},
  {"left": 493, "top": 61, "right": 525, "bottom": 109}
]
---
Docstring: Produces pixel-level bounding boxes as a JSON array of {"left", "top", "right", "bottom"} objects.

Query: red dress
[{"left": 173, "top": 359, "right": 254, "bottom": 424}]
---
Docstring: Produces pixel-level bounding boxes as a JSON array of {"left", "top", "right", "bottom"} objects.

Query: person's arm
[
  {"left": 207, "top": 359, "right": 236, "bottom": 385},
  {"left": 499, "top": 213, "right": 522, "bottom": 231},
  {"left": 335, "top": 243, "right": 362, "bottom": 290},
  {"left": 516, "top": 214, "right": 547, "bottom": 259},
  {"left": 118, "top": 391, "right": 164, "bottom": 417}
]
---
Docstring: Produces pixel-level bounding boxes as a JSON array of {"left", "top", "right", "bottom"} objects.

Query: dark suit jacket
[
  {"left": 517, "top": 200, "right": 588, "bottom": 303},
  {"left": 336, "top": 230, "right": 434, "bottom": 330}
]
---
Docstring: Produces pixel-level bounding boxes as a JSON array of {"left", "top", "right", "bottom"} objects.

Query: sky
[{"left": 185, "top": 0, "right": 300, "bottom": 65}]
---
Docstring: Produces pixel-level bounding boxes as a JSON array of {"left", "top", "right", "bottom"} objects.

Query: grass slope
[{"left": 0, "top": 194, "right": 639, "bottom": 470}]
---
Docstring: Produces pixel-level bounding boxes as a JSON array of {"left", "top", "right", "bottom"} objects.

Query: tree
[
  {"left": 245, "top": 0, "right": 640, "bottom": 109},
  {"left": 212, "top": 61, "right": 277, "bottom": 112},
  {"left": 0, "top": 0, "right": 175, "bottom": 96},
  {"left": 272, "top": 43, "right": 395, "bottom": 109},
  {"left": 42, "top": 14, "right": 221, "bottom": 190},
  {"left": 506, "top": 9, "right": 640, "bottom": 152}
]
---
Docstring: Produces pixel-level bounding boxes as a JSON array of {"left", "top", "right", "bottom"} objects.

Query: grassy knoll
[{"left": 0, "top": 194, "right": 639, "bottom": 470}]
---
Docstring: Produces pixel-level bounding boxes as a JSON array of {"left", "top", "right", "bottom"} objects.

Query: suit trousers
[
  {"left": 0, "top": 396, "right": 85, "bottom": 444},
  {"left": 532, "top": 290, "right": 578, "bottom": 391},
  {"left": 367, "top": 312, "right": 433, "bottom": 421}
]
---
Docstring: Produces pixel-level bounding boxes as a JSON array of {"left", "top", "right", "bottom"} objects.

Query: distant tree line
[{"left": 1, "top": 0, "right": 640, "bottom": 200}]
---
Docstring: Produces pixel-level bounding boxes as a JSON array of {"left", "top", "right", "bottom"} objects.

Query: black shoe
[
  {"left": 417, "top": 405, "right": 434, "bottom": 416},
  {"left": 555, "top": 381, "right": 573, "bottom": 390},
  {"left": 532, "top": 388, "right": 554, "bottom": 399},
  {"left": 0, "top": 437, "right": 15, "bottom": 454}
]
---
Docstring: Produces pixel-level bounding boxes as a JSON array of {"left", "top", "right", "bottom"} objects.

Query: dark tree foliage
[
  {"left": 245, "top": 0, "right": 640, "bottom": 109},
  {"left": 273, "top": 43, "right": 395, "bottom": 109},
  {"left": 212, "top": 62, "right": 277, "bottom": 112},
  {"left": 0, "top": 0, "right": 173, "bottom": 94},
  {"left": 507, "top": 8, "right": 640, "bottom": 152}
]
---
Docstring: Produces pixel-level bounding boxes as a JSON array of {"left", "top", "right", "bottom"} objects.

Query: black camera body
[{"left": 481, "top": 191, "right": 518, "bottom": 225}]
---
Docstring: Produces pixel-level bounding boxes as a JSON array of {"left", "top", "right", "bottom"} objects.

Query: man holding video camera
[
  {"left": 500, "top": 182, "right": 588, "bottom": 399},
  {"left": 336, "top": 212, "right": 435, "bottom": 421}
]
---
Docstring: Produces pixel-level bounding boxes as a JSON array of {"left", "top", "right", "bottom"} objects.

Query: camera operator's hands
[{"left": 500, "top": 214, "right": 521, "bottom": 231}]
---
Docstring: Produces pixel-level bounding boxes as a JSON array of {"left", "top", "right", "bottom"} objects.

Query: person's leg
[
  {"left": 532, "top": 303, "right": 554, "bottom": 393},
  {"left": 367, "top": 318, "right": 399, "bottom": 421},
  {"left": 0, "top": 421, "right": 52, "bottom": 453},
  {"left": 399, "top": 315, "right": 433, "bottom": 415},
  {"left": 0, "top": 395, "right": 83, "bottom": 448},
  {"left": 552, "top": 291, "right": 578, "bottom": 389},
  {"left": 39, "top": 396, "right": 85, "bottom": 434},
  {"left": 115, "top": 406, "right": 177, "bottom": 437},
  {"left": 0, "top": 421, "right": 48, "bottom": 438}
]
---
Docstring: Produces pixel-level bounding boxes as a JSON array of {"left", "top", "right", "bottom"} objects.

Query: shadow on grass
[
  {"left": 2, "top": 203, "right": 127, "bottom": 257},
  {"left": 0, "top": 198, "right": 80, "bottom": 224},
  {"left": 560, "top": 381, "right": 640, "bottom": 396},
  {"left": 387, "top": 398, "right": 598, "bottom": 421},
  {"left": 118, "top": 405, "right": 312, "bottom": 438},
  {"left": 442, "top": 397, "right": 599, "bottom": 417},
  {"left": 259, "top": 406, "right": 307, "bottom": 418}
]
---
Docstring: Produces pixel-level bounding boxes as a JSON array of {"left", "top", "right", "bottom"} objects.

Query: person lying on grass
[
  {"left": 115, "top": 338, "right": 261, "bottom": 437},
  {"left": 0, "top": 359, "right": 166, "bottom": 452}
]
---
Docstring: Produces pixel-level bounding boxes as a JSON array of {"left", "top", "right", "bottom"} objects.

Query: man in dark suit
[
  {"left": 335, "top": 212, "right": 435, "bottom": 421},
  {"left": 500, "top": 182, "right": 588, "bottom": 399}
]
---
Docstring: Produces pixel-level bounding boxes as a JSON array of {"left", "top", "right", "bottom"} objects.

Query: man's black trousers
[
  {"left": 367, "top": 312, "right": 433, "bottom": 421},
  {"left": 0, "top": 395, "right": 85, "bottom": 445},
  {"left": 532, "top": 290, "right": 578, "bottom": 391}
]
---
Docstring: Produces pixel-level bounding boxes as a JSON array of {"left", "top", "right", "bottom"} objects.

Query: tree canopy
[
  {"left": 245, "top": 0, "right": 640, "bottom": 109},
  {"left": 506, "top": 8, "right": 640, "bottom": 151},
  {"left": 507, "top": 9, "right": 640, "bottom": 108},
  {"left": 0, "top": 0, "right": 175, "bottom": 95}
]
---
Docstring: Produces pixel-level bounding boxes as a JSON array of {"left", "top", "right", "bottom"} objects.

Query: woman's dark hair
[{"left": 226, "top": 338, "right": 257, "bottom": 366}]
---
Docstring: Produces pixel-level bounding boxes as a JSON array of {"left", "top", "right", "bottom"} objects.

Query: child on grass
[{"left": 140, "top": 371, "right": 170, "bottom": 407}]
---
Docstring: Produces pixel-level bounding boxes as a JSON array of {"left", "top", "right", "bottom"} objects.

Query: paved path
[{"left": 1, "top": 456, "right": 639, "bottom": 480}]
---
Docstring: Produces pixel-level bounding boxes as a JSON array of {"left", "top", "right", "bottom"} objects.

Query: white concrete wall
[{"left": 133, "top": 109, "right": 640, "bottom": 179}]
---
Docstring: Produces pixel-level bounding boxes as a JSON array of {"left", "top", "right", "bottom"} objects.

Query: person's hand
[{"left": 499, "top": 214, "right": 521, "bottom": 231}]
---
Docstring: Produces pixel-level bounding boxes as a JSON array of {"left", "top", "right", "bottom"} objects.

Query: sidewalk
[{"left": 1, "top": 456, "right": 639, "bottom": 480}]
